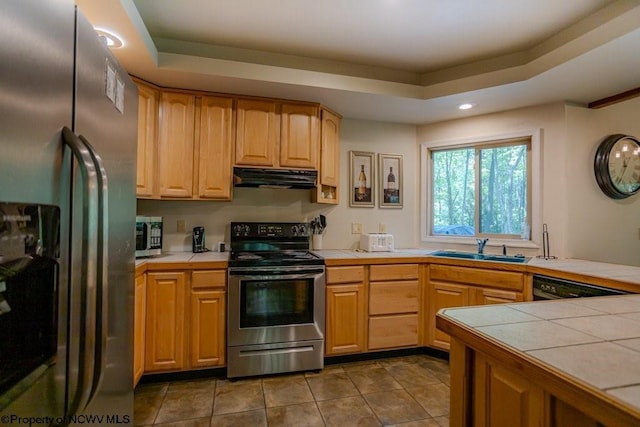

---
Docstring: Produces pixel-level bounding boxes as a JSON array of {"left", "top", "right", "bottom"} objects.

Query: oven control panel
[{"left": 231, "top": 222, "right": 309, "bottom": 238}]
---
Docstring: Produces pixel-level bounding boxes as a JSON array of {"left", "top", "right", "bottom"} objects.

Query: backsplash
[{"left": 137, "top": 187, "right": 332, "bottom": 252}]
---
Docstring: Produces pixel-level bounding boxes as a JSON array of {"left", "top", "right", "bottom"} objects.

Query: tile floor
[{"left": 134, "top": 354, "right": 451, "bottom": 426}]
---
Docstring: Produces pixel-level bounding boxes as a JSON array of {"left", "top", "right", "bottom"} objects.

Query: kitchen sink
[{"left": 429, "top": 250, "right": 528, "bottom": 263}]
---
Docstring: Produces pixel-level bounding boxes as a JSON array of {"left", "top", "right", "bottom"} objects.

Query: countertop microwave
[{"left": 136, "top": 216, "right": 162, "bottom": 258}]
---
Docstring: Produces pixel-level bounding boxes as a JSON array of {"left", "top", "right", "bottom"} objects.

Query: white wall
[
  {"left": 417, "top": 98, "right": 640, "bottom": 266},
  {"left": 323, "top": 119, "right": 418, "bottom": 249},
  {"left": 137, "top": 118, "right": 417, "bottom": 251},
  {"left": 565, "top": 97, "right": 640, "bottom": 266},
  {"left": 417, "top": 102, "right": 568, "bottom": 257}
]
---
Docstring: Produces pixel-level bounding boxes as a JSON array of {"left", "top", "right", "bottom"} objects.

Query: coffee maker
[{"left": 192, "top": 226, "right": 205, "bottom": 253}]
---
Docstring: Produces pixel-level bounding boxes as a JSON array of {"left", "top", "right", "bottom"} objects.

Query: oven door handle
[{"left": 229, "top": 271, "right": 324, "bottom": 281}]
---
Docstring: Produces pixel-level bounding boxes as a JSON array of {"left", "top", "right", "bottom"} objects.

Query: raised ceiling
[{"left": 76, "top": 0, "right": 640, "bottom": 124}]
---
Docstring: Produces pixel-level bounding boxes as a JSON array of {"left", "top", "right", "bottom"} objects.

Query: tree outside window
[{"left": 429, "top": 138, "right": 530, "bottom": 239}]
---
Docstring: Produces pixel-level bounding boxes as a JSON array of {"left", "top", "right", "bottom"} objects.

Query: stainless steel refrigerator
[{"left": 0, "top": 0, "right": 137, "bottom": 424}]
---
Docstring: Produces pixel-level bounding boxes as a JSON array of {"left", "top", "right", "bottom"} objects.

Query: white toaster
[{"left": 360, "top": 233, "right": 394, "bottom": 252}]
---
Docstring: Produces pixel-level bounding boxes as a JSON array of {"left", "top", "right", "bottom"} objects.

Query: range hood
[{"left": 233, "top": 167, "right": 317, "bottom": 189}]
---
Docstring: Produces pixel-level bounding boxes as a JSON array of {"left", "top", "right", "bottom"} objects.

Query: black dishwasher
[{"left": 532, "top": 274, "right": 630, "bottom": 300}]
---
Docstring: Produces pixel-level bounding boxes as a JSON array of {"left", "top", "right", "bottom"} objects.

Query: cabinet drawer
[
  {"left": 369, "top": 281, "right": 419, "bottom": 315},
  {"left": 368, "top": 314, "right": 418, "bottom": 350},
  {"left": 191, "top": 270, "right": 226, "bottom": 289},
  {"left": 369, "top": 264, "right": 419, "bottom": 281},
  {"left": 326, "top": 266, "right": 365, "bottom": 284},
  {"left": 429, "top": 264, "right": 523, "bottom": 292}
]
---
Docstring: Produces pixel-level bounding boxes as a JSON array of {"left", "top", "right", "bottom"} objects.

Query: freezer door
[
  {"left": 0, "top": 0, "right": 75, "bottom": 420},
  {"left": 67, "top": 8, "right": 137, "bottom": 421}
]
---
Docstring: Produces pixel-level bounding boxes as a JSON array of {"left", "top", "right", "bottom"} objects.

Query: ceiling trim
[{"left": 138, "top": 0, "right": 640, "bottom": 102}]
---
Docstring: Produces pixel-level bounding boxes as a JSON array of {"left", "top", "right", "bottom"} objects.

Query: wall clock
[{"left": 594, "top": 134, "right": 640, "bottom": 199}]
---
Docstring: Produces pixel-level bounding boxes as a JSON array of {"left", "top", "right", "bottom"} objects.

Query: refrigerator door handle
[
  {"left": 78, "top": 134, "right": 109, "bottom": 404},
  {"left": 61, "top": 127, "right": 100, "bottom": 416}
]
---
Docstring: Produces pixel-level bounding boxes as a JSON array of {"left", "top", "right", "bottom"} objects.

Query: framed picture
[
  {"left": 349, "top": 151, "right": 375, "bottom": 207},
  {"left": 378, "top": 153, "right": 403, "bottom": 208}
]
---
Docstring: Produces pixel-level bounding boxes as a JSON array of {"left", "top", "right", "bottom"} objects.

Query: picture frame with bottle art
[
  {"left": 349, "top": 151, "right": 375, "bottom": 207},
  {"left": 378, "top": 153, "right": 402, "bottom": 208}
]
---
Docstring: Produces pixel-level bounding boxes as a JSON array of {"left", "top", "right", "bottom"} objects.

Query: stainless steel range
[{"left": 227, "top": 222, "right": 325, "bottom": 378}]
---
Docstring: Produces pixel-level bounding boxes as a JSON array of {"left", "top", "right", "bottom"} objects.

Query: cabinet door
[
  {"left": 326, "top": 283, "right": 367, "bottom": 355},
  {"left": 133, "top": 273, "right": 146, "bottom": 386},
  {"left": 314, "top": 108, "right": 340, "bottom": 204},
  {"left": 136, "top": 83, "right": 158, "bottom": 198},
  {"left": 235, "top": 99, "right": 279, "bottom": 166},
  {"left": 427, "top": 281, "right": 471, "bottom": 350},
  {"left": 319, "top": 109, "right": 340, "bottom": 187},
  {"left": 279, "top": 103, "right": 318, "bottom": 169},
  {"left": 158, "top": 92, "right": 195, "bottom": 198},
  {"left": 190, "top": 290, "right": 226, "bottom": 368},
  {"left": 145, "top": 272, "right": 186, "bottom": 372},
  {"left": 474, "top": 353, "right": 544, "bottom": 427},
  {"left": 197, "top": 96, "right": 233, "bottom": 199},
  {"left": 476, "top": 287, "right": 524, "bottom": 305}
]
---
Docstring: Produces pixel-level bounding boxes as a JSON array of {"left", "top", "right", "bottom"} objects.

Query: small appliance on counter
[
  {"left": 192, "top": 226, "right": 206, "bottom": 253},
  {"left": 360, "top": 233, "right": 394, "bottom": 252},
  {"left": 136, "top": 216, "right": 163, "bottom": 258}
]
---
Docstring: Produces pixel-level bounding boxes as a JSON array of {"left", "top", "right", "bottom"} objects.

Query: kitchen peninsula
[{"left": 437, "top": 295, "right": 640, "bottom": 426}]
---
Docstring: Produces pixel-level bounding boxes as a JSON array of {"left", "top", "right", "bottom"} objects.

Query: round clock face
[{"left": 594, "top": 134, "right": 640, "bottom": 199}]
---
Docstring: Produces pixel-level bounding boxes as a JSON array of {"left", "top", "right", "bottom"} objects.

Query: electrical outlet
[
  {"left": 379, "top": 223, "right": 386, "bottom": 233},
  {"left": 351, "top": 223, "right": 362, "bottom": 234},
  {"left": 177, "top": 219, "right": 186, "bottom": 233}
]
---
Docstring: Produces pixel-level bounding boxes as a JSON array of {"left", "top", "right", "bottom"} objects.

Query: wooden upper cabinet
[
  {"left": 235, "top": 99, "right": 320, "bottom": 170},
  {"left": 235, "top": 99, "right": 279, "bottom": 167},
  {"left": 314, "top": 108, "right": 341, "bottom": 204},
  {"left": 319, "top": 108, "right": 340, "bottom": 187},
  {"left": 197, "top": 96, "right": 234, "bottom": 200},
  {"left": 135, "top": 83, "right": 158, "bottom": 198},
  {"left": 279, "top": 103, "right": 319, "bottom": 169},
  {"left": 158, "top": 92, "right": 195, "bottom": 198}
]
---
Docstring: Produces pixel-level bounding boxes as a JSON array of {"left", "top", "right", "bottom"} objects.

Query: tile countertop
[
  {"left": 438, "top": 295, "right": 640, "bottom": 414},
  {"left": 135, "top": 251, "right": 229, "bottom": 267},
  {"left": 134, "top": 248, "right": 640, "bottom": 287}
]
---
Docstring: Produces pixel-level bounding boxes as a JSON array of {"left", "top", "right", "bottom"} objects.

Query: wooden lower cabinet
[
  {"left": 427, "top": 264, "right": 525, "bottom": 350},
  {"left": 133, "top": 272, "right": 146, "bottom": 386},
  {"left": 449, "top": 338, "right": 601, "bottom": 427},
  {"left": 473, "top": 352, "right": 545, "bottom": 427},
  {"left": 143, "top": 269, "right": 226, "bottom": 375},
  {"left": 427, "top": 282, "right": 471, "bottom": 350},
  {"left": 325, "top": 266, "right": 367, "bottom": 355},
  {"left": 368, "top": 264, "right": 421, "bottom": 351},
  {"left": 368, "top": 314, "right": 418, "bottom": 349},
  {"left": 189, "top": 270, "right": 226, "bottom": 368},
  {"left": 477, "top": 287, "right": 524, "bottom": 305},
  {"left": 145, "top": 271, "right": 187, "bottom": 372}
]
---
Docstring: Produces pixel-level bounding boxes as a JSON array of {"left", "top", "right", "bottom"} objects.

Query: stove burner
[{"left": 229, "top": 222, "right": 324, "bottom": 267}]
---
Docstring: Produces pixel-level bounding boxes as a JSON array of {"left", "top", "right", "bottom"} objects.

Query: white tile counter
[
  {"left": 438, "top": 295, "right": 640, "bottom": 423},
  {"left": 135, "top": 251, "right": 229, "bottom": 270}
]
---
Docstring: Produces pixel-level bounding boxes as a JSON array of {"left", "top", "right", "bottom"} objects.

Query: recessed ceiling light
[
  {"left": 94, "top": 28, "right": 124, "bottom": 49},
  {"left": 458, "top": 103, "right": 474, "bottom": 110}
]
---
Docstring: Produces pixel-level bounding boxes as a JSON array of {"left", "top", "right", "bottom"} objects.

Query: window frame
[{"left": 420, "top": 129, "right": 541, "bottom": 249}]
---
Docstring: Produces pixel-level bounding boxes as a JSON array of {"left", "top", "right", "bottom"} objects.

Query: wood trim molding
[{"left": 588, "top": 87, "right": 640, "bottom": 109}]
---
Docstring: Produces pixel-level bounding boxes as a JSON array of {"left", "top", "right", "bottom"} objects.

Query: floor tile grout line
[{"left": 136, "top": 355, "right": 450, "bottom": 426}]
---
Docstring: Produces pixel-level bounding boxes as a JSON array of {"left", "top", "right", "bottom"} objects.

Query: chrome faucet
[{"left": 476, "top": 238, "right": 489, "bottom": 254}]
